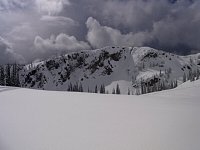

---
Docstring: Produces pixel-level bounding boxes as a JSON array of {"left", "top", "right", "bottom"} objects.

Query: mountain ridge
[{"left": 17, "top": 46, "right": 200, "bottom": 94}]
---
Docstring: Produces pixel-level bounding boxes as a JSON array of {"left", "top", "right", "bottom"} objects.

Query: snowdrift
[{"left": 0, "top": 80, "right": 200, "bottom": 150}]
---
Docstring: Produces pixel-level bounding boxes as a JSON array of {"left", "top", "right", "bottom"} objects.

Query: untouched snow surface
[{"left": 0, "top": 80, "right": 200, "bottom": 150}]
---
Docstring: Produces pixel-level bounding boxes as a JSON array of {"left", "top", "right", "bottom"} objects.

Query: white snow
[{"left": 0, "top": 80, "right": 200, "bottom": 150}]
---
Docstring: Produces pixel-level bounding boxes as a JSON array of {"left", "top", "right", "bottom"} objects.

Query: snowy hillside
[
  {"left": 0, "top": 79, "right": 200, "bottom": 150},
  {"left": 16, "top": 46, "right": 200, "bottom": 94}
]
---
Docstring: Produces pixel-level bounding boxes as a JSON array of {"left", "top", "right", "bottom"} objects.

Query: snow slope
[{"left": 0, "top": 80, "right": 200, "bottom": 150}]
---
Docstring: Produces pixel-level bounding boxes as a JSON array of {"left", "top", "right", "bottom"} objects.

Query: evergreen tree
[
  {"left": 11, "top": 64, "right": 18, "bottom": 86},
  {"left": 112, "top": 88, "right": 115, "bottom": 94},
  {"left": 116, "top": 84, "right": 121, "bottom": 94},
  {"left": 162, "top": 81, "right": 166, "bottom": 90},
  {"left": 188, "top": 70, "right": 195, "bottom": 81},
  {"left": 197, "top": 69, "right": 200, "bottom": 80},
  {"left": 147, "top": 84, "right": 150, "bottom": 93},
  {"left": 170, "top": 80, "right": 174, "bottom": 89},
  {"left": 95, "top": 85, "right": 98, "bottom": 93},
  {"left": 183, "top": 72, "right": 187, "bottom": 82},
  {"left": 127, "top": 88, "right": 130, "bottom": 95},
  {"left": 72, "top": 82, "right": 79, "bottom": 92},
  {"left": 67, "top": 82, "right": 73, "bottom": 91},
  {"left": 79, "top": 83, "right": 83, "bottom": 92},
  {"left": 100, "top": 84, "right": 105, "bottom": 94},
  {"left": 174, "top": 80, "right": 178, "bottom": 88},
  {"left": 5, "top": 64, "right": 11, "bottom": 86},
  {"left": 16, "top": 71, "right": 20, "bottom": 87},
  {"left": 0, "top": 66, "right": 5, "bottom": 86},
  {"left": 140, "top": 80, "right": 145, "bottom": 94},
  {"left": 135, "top": 86, "right": 140, "bottom": 95}
]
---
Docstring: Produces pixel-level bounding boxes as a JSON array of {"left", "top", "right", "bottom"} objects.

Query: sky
[{"left": 0, "top": 0, "right": 200, "bottom": 64}]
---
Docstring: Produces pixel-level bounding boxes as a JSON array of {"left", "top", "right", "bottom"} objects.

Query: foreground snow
[{"left": 0, "top": 80, "right": 200, "bottom": 150}]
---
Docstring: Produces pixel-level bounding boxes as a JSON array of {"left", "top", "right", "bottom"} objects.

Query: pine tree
[
  {"left": 72, "top": 82, "right": 79, "bottom": 92},
  {"left": 67, "top": 82, "right": 73, "bottom": 91},
  {"left": 140, "top": 80, "right": 144, "bottom": 94},
  {"left": 16, "top": 68, "right": 20, "bottom": 87},
  {"left": 127, "top": 88, "right": 130, "bottom": 95},
  {"left": 162, "top": 81, "right": 166, "bottom": 90},
  {"left": 197, "top": 69, "right": 200, "bottom": 80},
  {"left": 112, "top": 88, "right": 115, "bottom": 94},
  {"left": 0, "top": 66, "right": 5, "bottom": 86},
  {"left": 5, "top": 64, "right": 11, "bottom": 86},
  {"left": 116, "top": 84, "right": 121, "bottom": 94},
  {"left": 189, "top": 70, "right": 194, "bottom": 81},
  {"left": 95, "top": 85, "right": 98, "bottom": 93},
  {"left": 183, "top": 72, "right": 187, "bottom": 83},
  {"left": 100, "top": 84, "right": 105, "bottom": 94},
  {"left": 79, "top": 83, "right": 83, "bottom": 92},
  {"left": 174, "top": 80, "right": 178, "bottom": 88},
  {"left": 144, "top": 84, "right": 151, "bottom": 94},
  {"left": 170, "top": 80, "right": 174, "bottom": 89},
  {"left": 11, "top": 64, "right": 18, "bottom": 86},
  {"left": 135, "top": 86, "right": 140, "bottom": 95}
]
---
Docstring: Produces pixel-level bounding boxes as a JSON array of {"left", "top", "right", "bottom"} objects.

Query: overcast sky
[{"left": 0, "top": 0, "right": 200, "bottom": 64}]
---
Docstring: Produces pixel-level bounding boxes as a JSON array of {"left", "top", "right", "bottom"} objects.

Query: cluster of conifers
[{"left": 0, "top": 64, "right": 20, "bottom": 87}]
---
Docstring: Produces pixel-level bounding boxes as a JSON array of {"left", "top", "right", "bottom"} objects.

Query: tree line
[
  {"left": 0, "top": 64, "right": 20, "bottom": 87},
  {"left": 66, "top": 82, "right": 121, "bottom": 94},
  {"left": 183, "top": 69, "right": 200, "bottom": 83},
  {"left": 139, "top": 77, "right": 178, "bottom": 95},
  {"left": 138, "top": 69, "right": 200, "bottom": 95}
]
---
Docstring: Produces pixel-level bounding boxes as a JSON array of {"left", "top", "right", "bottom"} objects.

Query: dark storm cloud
[{"left": 0, "top": 0, "right": 200, "bottom": 64}]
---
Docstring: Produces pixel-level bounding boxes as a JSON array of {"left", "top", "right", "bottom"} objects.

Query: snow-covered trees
[
  {"left": 100, "top": 84, "right": 105, "bottom": 94},
  {"left": 67, "top": 82, "right": 83, "bottom": 92},
  {"left": 0, "top": 64, "right": 20, "bottom": 87},
  {"left": 65, "top": 83, "right": 122, "bottom": 95},
  {"left": 5, "top": 64, "right": 11, "bottom": 86},
  {"left": 183, "top": 69, "right": 200, "bottom": 83},
  {"left": 0, "top": 66, "right": 5, "bottom": 86},
  {"left": 139, "top": 76, "right": 178, "bottom": 95}
]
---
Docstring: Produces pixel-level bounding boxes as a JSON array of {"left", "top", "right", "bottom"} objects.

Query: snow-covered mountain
[{"left": 19, "top": 46, "right": 200, "bottom": 94}]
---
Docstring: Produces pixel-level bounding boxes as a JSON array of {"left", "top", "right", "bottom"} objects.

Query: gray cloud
[
  {"left": 40, "top": 15, "right": 78, "bottom": 27},
  {"left": 34, "top": 33, "right": 90, "bottom": 59},
  {"left": 35, "top": 0, "right": 70, "bottom": 15},
  {"left": 0, "top": 0, "right": 32, "bottom": 11},
  {"left": 86, "top": 17, "right": 152, "bottom": 48},
  {"left": 0, "top": 0, "right": 78, "bottom": 63},
  {"left": 0, "top": 0, "right": 200, "bottom": 64},
  {"left": 83, "top": 0, "right": 200, "bottom": 54},
  {"left": 0, "top": 36, "right": 24, "bottom": 64}
]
